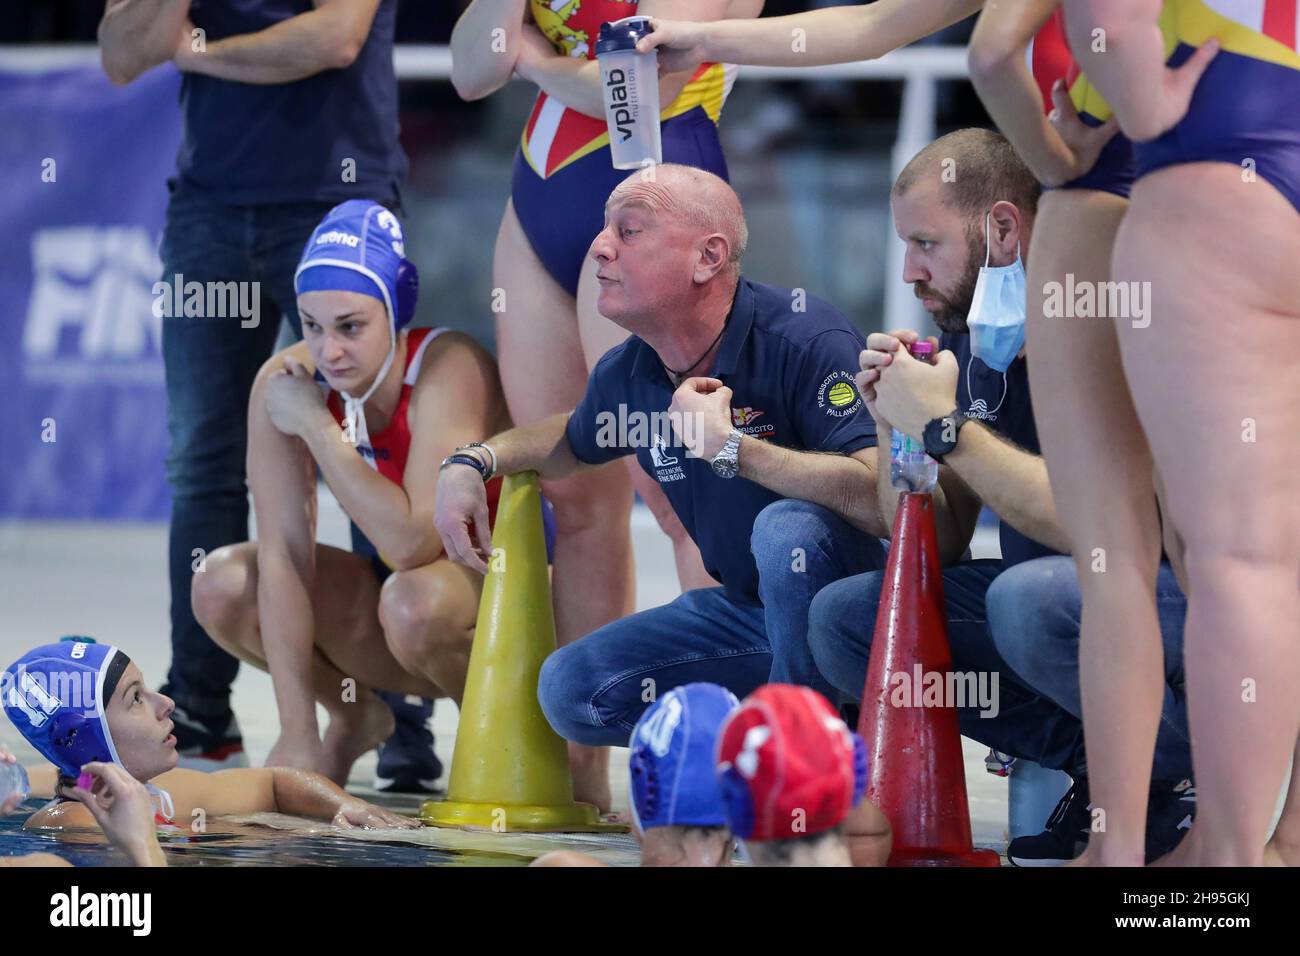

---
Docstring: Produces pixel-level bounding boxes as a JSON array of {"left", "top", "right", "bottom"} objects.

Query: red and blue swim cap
[{"left": 715, "top": 684, "right": 867, "bottom": 842}]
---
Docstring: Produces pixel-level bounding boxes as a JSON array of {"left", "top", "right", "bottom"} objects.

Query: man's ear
[
  {"left": 695, "top": 235, "right": 730, "bottom": 283},
  {"left": 988, "top": 200, "right": 1022, "bottom": 264}
]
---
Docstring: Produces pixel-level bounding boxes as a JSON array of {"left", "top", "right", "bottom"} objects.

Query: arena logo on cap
[{"left": 314, "top": 229, "right": 361, "bottom": 248}]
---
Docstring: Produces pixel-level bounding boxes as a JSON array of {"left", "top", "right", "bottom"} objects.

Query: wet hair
[
  {"left": 102, "top": 650, "right": 130, "bottom": 704},
  {"left": 745, "top": 825, "right": 847, "bottom": 866},
  {"left": 892, "top": 127, "right": 1041, "bottom": 229},
  {"left": 649, "top": 824, "right": 734, "bottom": 866},
  {"left": 676, "top": 825, "right": 730, "bottom": 841}
]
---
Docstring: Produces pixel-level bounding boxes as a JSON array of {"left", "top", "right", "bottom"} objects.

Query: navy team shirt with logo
[
  {"left": 942, "top": 331, "right": 1060, "bottom": 568},
  {"left": 566, "top": 277, "right": 877, "bottom": 605}
]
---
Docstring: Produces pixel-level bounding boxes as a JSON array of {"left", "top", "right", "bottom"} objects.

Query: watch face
[
  {"left": 711, "top": 457, "right": 739, "bottom": 479},
  {"left": 925, "top": 416, "right": 958, "bottom": 457}
]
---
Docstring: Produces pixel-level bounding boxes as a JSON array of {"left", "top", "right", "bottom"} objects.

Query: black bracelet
[{"left": 440, "top": 453, "right": 490, "bottom": 481}]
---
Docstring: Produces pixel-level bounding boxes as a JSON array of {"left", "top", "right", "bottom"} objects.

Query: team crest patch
[
  {"left": 732, "top": 407, "right": 765, "bottom": 427},
  {"left": 817, "top": 371, "right": 863, "bottom": 418},
  {"left": 828, "top": 382, "right": 856, "bottom": 407}
]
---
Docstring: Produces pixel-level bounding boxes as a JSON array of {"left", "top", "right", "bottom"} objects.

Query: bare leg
[
  {"left": 193, "top": 542, "right": 441, "bottom": 784},
  {"left": 378, "top": 559, "right": 483, "bottom": 707},
  {"left": 576, "top": 253, "right": 718, "bottom": 591},
  {"left": 1025, "top": 188, "right": 1162, "bottom": 866},
  {"left": 1116, "top": 165, "right": 1300, "bottom": 866},
  {"left": 494, "top": 201, "right": 636, "bottom": 811},
  {"left": 1264, "top": 737, "right": 1300, "bottom": 866}
]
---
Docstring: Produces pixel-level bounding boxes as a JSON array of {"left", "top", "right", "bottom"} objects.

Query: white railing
[{"left": 0, "top": 43, "right": 971, "bottom": 331}]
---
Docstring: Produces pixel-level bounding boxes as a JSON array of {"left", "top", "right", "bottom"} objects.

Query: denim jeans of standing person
[
  {"left": 159, "top": 185, "right": 339, "bottom": 721},
  {"left": 985, "top": 556, "right": 1191, "bottom": 782},
  {"left": 538, "top": 499, "right": 886, "bottom": 745},
  {"left": 809, "top": 559, "right": 1089, "bottom": 775}
]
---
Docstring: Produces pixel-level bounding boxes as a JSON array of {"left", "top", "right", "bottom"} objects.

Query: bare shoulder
[
  {"left": 24, "top": 800, "right": 95, "bottom": 831},
  {"left": 410, "top": 329, "right": 503, "bottom": 404}
]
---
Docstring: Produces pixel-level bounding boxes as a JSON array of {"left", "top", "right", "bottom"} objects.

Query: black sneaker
[
  {"left": 170, "top": 704, "right": 248, "bottom": 771},
  {"left": 1145, "top": 778, "right": 1195, "bottom": 862},
  {"left": 1008, "top": 777, "right": 1090, "bottom": 866},
  {"left": 1008, "top": 776, "right": 1197, "bottom": 865},
  {"left": 373, "top": 693, "right": 442, "bottom": 794}
]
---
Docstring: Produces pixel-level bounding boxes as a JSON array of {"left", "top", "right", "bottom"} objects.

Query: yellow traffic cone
[{"left": 420, "top": 471, "right": 622, "bottom": 832}]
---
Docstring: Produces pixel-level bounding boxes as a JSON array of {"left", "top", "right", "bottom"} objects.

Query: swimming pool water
[{"left": 0, "top": 796, "right": 642, "bottom": 867}]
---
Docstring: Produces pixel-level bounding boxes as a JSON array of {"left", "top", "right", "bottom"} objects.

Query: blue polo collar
[{"left": 630, "top": 278, "right": 755, "bottom": 385}]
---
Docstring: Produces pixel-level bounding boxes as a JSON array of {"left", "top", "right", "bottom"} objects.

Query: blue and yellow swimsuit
[
  {"left": 511, "top": 0, "right": 736, "bottom": 296},
  {"left": 1028, "top": 9, "right": 1136, "bottom": 197},
  {"left": 1136, "top": 0, "right": 1300, "bottom": 213}
]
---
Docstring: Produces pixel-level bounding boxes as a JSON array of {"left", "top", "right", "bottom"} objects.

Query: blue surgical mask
[{"left": 967, "top": 213, "right": 1026, "bottom": 373}]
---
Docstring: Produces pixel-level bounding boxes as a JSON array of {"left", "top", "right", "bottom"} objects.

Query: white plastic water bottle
[
  {"left": 595, "top": 17, "right": 663, "bottom": 170},
  {"left": 889, "top": 341, "right": 939, "bottom": 493},
  {"left": 1, "top": 761, "right": 31, "bottom": 807}
]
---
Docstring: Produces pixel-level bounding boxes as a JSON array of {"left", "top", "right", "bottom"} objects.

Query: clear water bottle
[
  {"left": 1, "top": 760, "right": 31, "bottom": 808},
  {"left": 889, "top": 341, "right": 939, "bottom": 493},
  {"left": 596, "top": 17, "right": 663, "bottom": 169}
]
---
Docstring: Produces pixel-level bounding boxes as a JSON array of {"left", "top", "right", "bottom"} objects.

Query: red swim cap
[{"left": 715, "top": 684, "right": 866, "bottom": 842}]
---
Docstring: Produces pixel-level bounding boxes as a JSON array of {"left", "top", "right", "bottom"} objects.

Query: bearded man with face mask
[{"left": 803, "top": 128, "right": 1194, "bottom": 867}]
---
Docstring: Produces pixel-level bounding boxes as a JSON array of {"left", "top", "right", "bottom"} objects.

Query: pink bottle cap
[
  {"left": 910, "top": 341, "right": 935, "bottom": 356},
  {"left": 77, "top": 771, "right": 95, "bottom": 791}
]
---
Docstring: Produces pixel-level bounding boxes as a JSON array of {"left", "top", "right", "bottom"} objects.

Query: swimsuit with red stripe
[
  {"left": 511, "top": 0, "right": 732, "bottom": 297},
  {"left": 1029, "top": 9, "right": 1136, "bottom": 198}
]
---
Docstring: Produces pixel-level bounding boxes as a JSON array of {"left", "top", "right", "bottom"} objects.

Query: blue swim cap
[
  {"left": 2, "top": 640, "right": 128, "bottom": 779},
  {"left": 628, "top": 683, "right": 740, "bottom": 832},
  {"left": 295, "top": 200, "right": 419, "bottom": 330}
]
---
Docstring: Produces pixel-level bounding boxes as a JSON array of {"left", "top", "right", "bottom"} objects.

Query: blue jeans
[
  {"left": 160, "top": 186, "right": 338, "bottom": 713},
  {"left": 986, "top": 556, "right": 1191, "bottom": 781},
  {"left": 809, "top": 559, "right": 1088, "bottom": 775},
  {"left": 537, "top": 499, "right": 886, "bottom": 745}
]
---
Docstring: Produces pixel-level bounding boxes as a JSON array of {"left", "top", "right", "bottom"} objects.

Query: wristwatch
[
  {"left": 922, "top": 408, "right": 968, "bottom": 463},
  {"left": 710, "top": 428, "right": 743, "bottom": 479}
]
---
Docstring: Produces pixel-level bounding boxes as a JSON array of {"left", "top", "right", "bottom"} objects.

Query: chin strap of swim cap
[
  {"left": 296, "top": 201, "right": 415, "bottom": 456},
  {"left": 340, "top": 325, "right": 397, "bottom": 454},
  {"left": 145, "top": 783, "right": 176, "bottom": 824}
]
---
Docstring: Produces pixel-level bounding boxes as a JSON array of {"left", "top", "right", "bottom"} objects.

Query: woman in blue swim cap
[
  {"left": 3, "top": 639, "right": 415, "bottom": 838},
  {"left": 191, "top": 200, "right": 516, "bottom": 787}
]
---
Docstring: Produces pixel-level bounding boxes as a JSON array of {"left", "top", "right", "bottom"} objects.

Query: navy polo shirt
[
  {"left": 942, "top": 332, "right": 1060, "bottom": 568},
  {"left": 175, "top": 0, "right": 407, "bottom": 205},
  {"left": 566, "top": 278, "right": 878, "bottom": 605}
]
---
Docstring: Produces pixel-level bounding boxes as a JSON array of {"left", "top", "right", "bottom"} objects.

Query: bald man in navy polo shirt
[{"left": 434, "top": 165, "right": 890, "bottom": 807}]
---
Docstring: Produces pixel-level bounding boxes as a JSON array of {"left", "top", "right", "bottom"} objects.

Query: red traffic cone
[{"left": 857, "top": 492, "right": 1000, "bottom": 866}]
